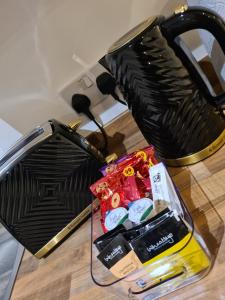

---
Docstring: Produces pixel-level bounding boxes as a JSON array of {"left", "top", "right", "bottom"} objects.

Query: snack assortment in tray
[
  {"left": 90, "top": 146, "right": 157, "bottom": 232},
  {"left": 89, "top": 146, "right": 213, "bottom": 299}
]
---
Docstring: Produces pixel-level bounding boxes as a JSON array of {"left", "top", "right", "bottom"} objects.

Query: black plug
[
  {"left": 96, "top": 72, "right": 126, "bottom": 105},
  {"left": 71, "top": 93, "right": 108, "bottom": 155},
  {"left": 72, "top": 94, "right": 95, "bottom": 121}
]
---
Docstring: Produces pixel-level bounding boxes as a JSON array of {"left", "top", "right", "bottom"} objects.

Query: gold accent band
[
  {"left": 108, "top": 17, "right": 156, "bottom": 53},
  {"left": 163, "top": 129, "right": 225, "bottom": 167},
  {"left": 105, "top": 153, "right": 118, "bottom": 164},
  {"left": 67, "top": 120, "right": 81, "bottom": 131},
  {"left": 35, "top": 199, "right": 99, "bottom": 259},
  {"left": 174, "top": 4, "right": 188, "bottom": 15}
]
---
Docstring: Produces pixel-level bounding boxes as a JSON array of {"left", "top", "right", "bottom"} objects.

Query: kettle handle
[{"left": 160, "top": 6, "right": 225, "bottom": 112}]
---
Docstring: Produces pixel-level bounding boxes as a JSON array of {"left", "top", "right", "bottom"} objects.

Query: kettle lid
[{"left": 108, "top": 17, "right": 156, "bottom": 53}]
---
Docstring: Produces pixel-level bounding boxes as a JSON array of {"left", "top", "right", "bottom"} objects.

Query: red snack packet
[
  {"left": 100, "top": 145, "right": 158, "bottom": 176},
  {"left": 90, "top": 162, "right": 144, "bottom": 232},
  {"left": 90, "top": 146, "right": 158, "bottom": 232},
  {"left": 121, "top": 175, "right": 142, "bottom": 203},
  {"left": 120, "top": 157, "right": 152, "bottom": 197},
  {"left": 90, "top": 174, "right": 130, "bottom": 232}
]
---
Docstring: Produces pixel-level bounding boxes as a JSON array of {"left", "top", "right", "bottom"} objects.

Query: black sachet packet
[
  {"left": 94, "top": 224, "right": 126, "bottom": 252},
  {"left": 130, "top": 212, "right": 189, "bottom": 263}
]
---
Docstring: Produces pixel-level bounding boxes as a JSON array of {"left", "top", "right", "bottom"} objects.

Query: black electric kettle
[{"left": 106, "top": 6, "right": 225, "bottom": 166}]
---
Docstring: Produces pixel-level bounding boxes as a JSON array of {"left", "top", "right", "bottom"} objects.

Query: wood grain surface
[{"left": 11, "top": 112, "right": 225, "bottom": 300}]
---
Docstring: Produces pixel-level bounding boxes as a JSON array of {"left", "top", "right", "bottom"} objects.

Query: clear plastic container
[{"left": 90, "top": 167, "right": 223, "bottom": 299}]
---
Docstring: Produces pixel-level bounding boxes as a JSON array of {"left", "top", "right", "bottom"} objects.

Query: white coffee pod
[
  {"left": 105, "top": 207, "right": 128, "bottom": 231},
  {"left": 128, "top": 198, "right": 153, "bottom": 224}
]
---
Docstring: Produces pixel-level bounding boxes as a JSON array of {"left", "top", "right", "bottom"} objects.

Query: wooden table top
[{"left": 11, "top": 113, "right": 225, "bottom": 300}]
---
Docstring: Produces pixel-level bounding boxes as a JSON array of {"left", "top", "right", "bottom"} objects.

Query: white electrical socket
[
  {"left": 60, "top": 62, "right": 108, "bottom": 107},
  {"left": 59, "top": 62, "right": 128, "bottom": 133}
]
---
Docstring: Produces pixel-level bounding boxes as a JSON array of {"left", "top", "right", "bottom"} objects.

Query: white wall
[
  {"left": 130, "top": 0, "right": 185, "bottom": 24},
  {"left": 0, "top": 0, "right": 204, "bottom": 138},
  {"left": 0, "top": 0, "right": 132, "bottom": 134},
  {"left": 130, "top": 0, "right": 202, "bottom": 50}
]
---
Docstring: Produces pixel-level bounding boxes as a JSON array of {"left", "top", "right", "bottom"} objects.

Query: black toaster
[{"left": 0, "top": 119, "right": 104, "bottom": 258}]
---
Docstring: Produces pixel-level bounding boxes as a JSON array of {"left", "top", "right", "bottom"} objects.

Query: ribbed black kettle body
[{"left": 106, "top": 8, "right": 225, "bottom": 166}]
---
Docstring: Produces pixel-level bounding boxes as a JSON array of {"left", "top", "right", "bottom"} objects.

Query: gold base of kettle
[{"left": 163, "top": 129, "right": 225, "bottom": 167}]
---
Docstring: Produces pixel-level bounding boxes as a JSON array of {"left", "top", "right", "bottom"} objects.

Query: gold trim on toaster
[{"left": 35, "top": 199, "right": 99, "bottom": 259}]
